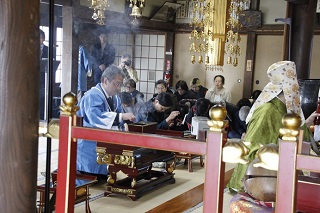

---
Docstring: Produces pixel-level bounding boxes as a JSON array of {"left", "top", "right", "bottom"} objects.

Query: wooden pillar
[
  {"left": 165, "top": 32, "right": 174, "bottom": 87},
  {"left": 243, "top": 32, "right": 257, "bottom": 98},
  {"left": 242, "top": 0, "right": 259, "bottom": 98},
  {"left": 286, "top": 0, "right": 317, "bottom": 79},
  {"left": 0, "top": 0, "right": 39, "bottom": 212},
  {"left": 61, "top": 1, "right": 79, "bottom": 97}
]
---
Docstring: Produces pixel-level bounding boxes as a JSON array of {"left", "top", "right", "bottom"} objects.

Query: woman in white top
[{"left": 205, "top": 75, "right": 231, "bottom": 103}]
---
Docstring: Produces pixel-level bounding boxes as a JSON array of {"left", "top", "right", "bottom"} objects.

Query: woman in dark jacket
[
  {"left": 190, "top": 78, "right": 208, "bottom": 99},
  {"left": 174, "top": 80, "right": 197, "bottom": 102},
  {"left": 140, "top": 93, "right": 180, "bottom": 129}
]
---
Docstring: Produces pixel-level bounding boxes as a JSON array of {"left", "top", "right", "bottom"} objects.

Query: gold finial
[
  {"left": 279, "top": 112, "right": 301, "bottom": 141},
  {"left": 59, "top": 92, "right": 80, "bottom": 116},
  {"left": 207, "top": 105, "right": 229, "bottom": 132}
]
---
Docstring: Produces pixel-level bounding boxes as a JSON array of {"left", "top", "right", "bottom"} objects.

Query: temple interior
[{"left": 1, "top": 0, "right": 320, "bottom": 212}]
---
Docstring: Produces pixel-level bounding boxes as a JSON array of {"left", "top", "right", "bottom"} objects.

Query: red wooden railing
[
  {"left": 55, "top": 114, "right": 227, "bottom": 213},
  {"left": 276, "top": 134, "right": 320, "bottom": 213}
]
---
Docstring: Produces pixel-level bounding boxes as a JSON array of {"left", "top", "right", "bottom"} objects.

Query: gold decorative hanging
[
  {"left": 129, "top": 0, "right": 146, "bottom": 25},
  {"left": 226, "top": 0, "right": 246, "bottom": 67},
  {"left": 89, "top": 0, "right": 109, "bottom": 25},
  {"left": 189, "top": 0, "right": 229, "bottom": 71}
]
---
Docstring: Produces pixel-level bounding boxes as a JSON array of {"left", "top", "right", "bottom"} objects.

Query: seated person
[
  {"left": 185, "top": 98, "right": 245, "bottom": 137},
  {"left": 170, "top": 103, "right": 189, "bottom": 131},
  {"left": 185, "top": 98, "right": 213, "bottom": 129},
  {"left": 190, "top": 78, "right": 208, "bottom": 99},
  {"left": 228, "top": 105, "right": 251, "bottom": 139},
  {"left": 119, "top": 91, "right": 145, "bottom": 123},
  {"left": 153, "top": 79, "right": 178, "bottom": 111},
  {"left": 124, "top": 78, "right": 144, "bottom": 100},
  {"left": 228, "top": 98, "right": 252, "bottom": 139},
  {"left": 174, "top": 80, "right": 197, "bottom": 102},
  {"left": 236, "top": 98, "right": 252, "bottom": 108},
  {"left": 139, "top": 93, "right": 180, "bottom": 129},
  {"left": 250, "top": 89, "right": 262, "bottom": 104},
  {"left": 227, "top": 61, "right": 318, "bottom": 192}
]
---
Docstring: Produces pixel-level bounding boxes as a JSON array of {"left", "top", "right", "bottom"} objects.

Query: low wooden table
[
  {"left": 37, "top": 173, "right": 97, "bottom": 213},
  {"left": 156, "top": 129, "right": 205, "bottom": 172},
  {"left": 97, "top": 144, "right": 175, "bottom": 201},
  {"left": 173, "top": 152, "right": 204, "bottom": 172}
]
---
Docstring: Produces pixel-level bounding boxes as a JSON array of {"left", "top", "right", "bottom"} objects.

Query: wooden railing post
[
  {"left": 56, "top": 93, "right": 79, "bottom": 213},
  {"left": 275, "top": 113, "right": 301, "bottom": 212},
  {"left": 203, "top": 131, "right": 227, "bottom": 213},
  {"left": 203, "top": 105, "right": 228, "bottom": 213}
]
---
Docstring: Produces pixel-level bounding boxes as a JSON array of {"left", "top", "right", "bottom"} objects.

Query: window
[{"left": 40, "top": 26, "right": 63, "bottom": 83}]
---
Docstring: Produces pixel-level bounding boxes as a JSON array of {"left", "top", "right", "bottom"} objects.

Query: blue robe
[
  {"left": 76, "top": 83, "right": 123, "bottom": 175},
  {"left": 77, "top": 45, "right": 92, "bottom": 92}
]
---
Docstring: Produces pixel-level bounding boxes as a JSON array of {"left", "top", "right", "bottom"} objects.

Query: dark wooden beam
[
  {"left": 286, "top": 0, "right": 309, "bottom": 4},
  {"left": 251, "top": 0, "right": 260, "bottom": 10},
  {"left": 243, "top": 32, "right": 257, "bottom": 98},
  {"left": 287, "top": 0, "right": 317, "bottom": 79}
]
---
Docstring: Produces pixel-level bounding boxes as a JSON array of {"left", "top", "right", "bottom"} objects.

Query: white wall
[
  {"left": 173, "top": 33, "right": 248, "bottom": 104},
  {"left": 260, "top": 0, "right": 287, "bottom": 25},
  {"left": 253, "top": 35, "right": 284, "bottom": 91}
]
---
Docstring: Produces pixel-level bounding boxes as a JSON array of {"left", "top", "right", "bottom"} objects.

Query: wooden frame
[
  {"left": 150, "top": 2, "right": 182, "bottom": 22},
  {"left": 55, "top": 113, "right": 227, "bottom": 213}
]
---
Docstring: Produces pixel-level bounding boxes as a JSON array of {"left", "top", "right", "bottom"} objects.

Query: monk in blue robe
[{"left": 77, "top": 65, "right": 136, "bottom": 177}]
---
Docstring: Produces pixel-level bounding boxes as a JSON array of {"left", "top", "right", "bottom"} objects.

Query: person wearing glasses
[
  {"left": 124, "top": 78, "right": 144, "bottom": 100},
  {"left": 76, "top": 65, "right": 136, "bottom": 180}
]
